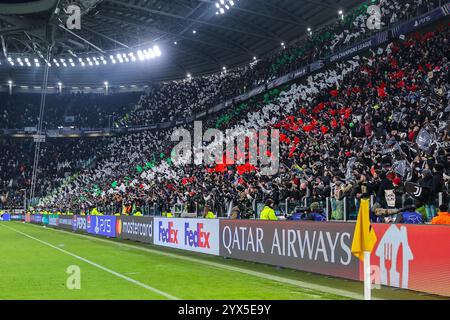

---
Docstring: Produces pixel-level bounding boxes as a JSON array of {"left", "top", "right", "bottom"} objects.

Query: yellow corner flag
[{"left": 351, "top": 198, "right": 377, "bottom": 261}]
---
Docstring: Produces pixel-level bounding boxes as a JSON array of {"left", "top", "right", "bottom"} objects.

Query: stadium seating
[{"left": 0, "top": 0, "right": 448, "bottom": 225}]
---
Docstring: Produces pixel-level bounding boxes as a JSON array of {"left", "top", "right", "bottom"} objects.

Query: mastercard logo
[{"left": 116, "top": 219, "right": 122, "bottom": 235}]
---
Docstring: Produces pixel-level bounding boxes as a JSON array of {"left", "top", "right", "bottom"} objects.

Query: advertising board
[
  {"left": 117, "top": 216, "right": 153, "bottom": 244},
  {"left": 72, "top": 215, "right": 87, "bottom": 232},
  {"left": 58, "top": 215, "right": 74, "bottom": 230},
  {"left": 86, "top": 215, "right": 116, "bottom": 237},
  {"left": 369, "top": 223, "right": 450, "bottom": 297},
  {"left": 154, "top": 218, "right": 220, "bottom": 255},
  {"left": 219, "top": 220, "right": 359, "bottom": 280}
]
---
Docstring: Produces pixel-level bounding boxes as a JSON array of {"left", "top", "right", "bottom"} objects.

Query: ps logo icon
[{"left": 65, "top": 5, "right": 81, "bottom": 30}]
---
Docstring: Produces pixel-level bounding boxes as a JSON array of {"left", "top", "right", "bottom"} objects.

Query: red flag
[
  {"left": 377, "top": 86, "right": 387, "bottom": 97},
  {"left": 344, "top": 108, "right": 352, "bottom": 119},
  {"left": 330, "top": 90, "right": 339, "bottom": 97},
  {"left": 390, "top": 58, "right": 398, "bottom": 69},
  {"left": 214, "top": 163, "right": 228, "bottom": 173},
  {"left": 236, "top": 163, "right": 256, "bottom": 175},
  {"left": 331, "top": 118, "right": 338, "bottom": 128},
  {"left": 286, "top": 115, "right": 295, "bottom": 123},
  {"left": 313, "top": 102, "right": 326, "bottom": 114},
  {"left": 289, "top": 146, "right": 296, "bottom": 157},
  {"left": 396, "top": 80, "right": 405, "bottom": 88}
]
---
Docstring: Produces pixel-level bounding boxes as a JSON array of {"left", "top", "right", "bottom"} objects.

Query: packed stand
[
  {"left": 0, "top": 92, "right": 141, "bottom": 129},
  {"left": 118, "top": 0, "right": 445, "bottom": 127},
  {"left": 35, "top": 23, "right": 450, "bottom": 225},
  {"left": 0, "top": 1, "right": 442, "bottom": 130}
]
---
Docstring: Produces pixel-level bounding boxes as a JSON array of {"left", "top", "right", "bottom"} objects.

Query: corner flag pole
[
  {"left": 364, "top": 251, "right": 371, "bottom": 300},
  {"left": 351, "top": 198, "right": 377, "bottom": 300}
]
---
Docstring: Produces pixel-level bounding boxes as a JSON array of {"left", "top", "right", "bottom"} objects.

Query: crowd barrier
[{"left": 3, "top": 214, "right": 450, "bottom": 297}]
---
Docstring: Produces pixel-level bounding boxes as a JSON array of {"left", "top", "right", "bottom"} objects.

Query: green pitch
[{"left": 0, "top": 222, "right": 445, "bottom": 300}]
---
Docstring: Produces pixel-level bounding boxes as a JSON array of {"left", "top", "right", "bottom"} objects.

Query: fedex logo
[
  {"left": 184, "top": 223, "right": 210, "bottom": 248},
  {"left": 158, "top": 221, "right": 178, "bottom": 244}
]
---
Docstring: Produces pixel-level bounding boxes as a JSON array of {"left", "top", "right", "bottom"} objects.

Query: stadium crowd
[
  {"left": 0, "top": 0, "right": 442, "bottom": 129},
  {"left": 35, "top": 23, "right": 450, "bottom": 224},
  {"left": 0, "top": 92, "right": 140, "bottom": 129},
  {"left": 119, "top": 0, "right": 444, "bottom": 127},
  {"left": 0, "top": 0, "right": 449, "bottom": 225}
]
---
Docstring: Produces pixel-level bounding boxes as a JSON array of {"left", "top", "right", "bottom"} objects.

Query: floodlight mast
[{"left": 30, "top": 44, "right": 53, "bottom": 204}]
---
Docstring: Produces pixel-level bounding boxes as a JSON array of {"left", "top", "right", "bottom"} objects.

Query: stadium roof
[{"left": 0, "top": 0, "right": 362, "bottom": 86}]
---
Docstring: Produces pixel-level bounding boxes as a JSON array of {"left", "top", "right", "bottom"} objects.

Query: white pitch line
[
  {"left": 19, "top": 222, "right": 369, "bottom": 299},
  {"left": 15, "top": 222, "right": 377, "bottom": 300},
  {"left": 0, "top": 223, "right": 179, "bottom": 300}
]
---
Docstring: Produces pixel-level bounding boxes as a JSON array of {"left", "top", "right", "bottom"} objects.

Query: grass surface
[{"left": 0, "top": 222, "right": 446, "bottom": 300}]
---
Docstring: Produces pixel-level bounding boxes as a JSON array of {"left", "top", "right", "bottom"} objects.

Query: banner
[
  {"left": 154, "top": 218, "right": 220, "bottom": 255},
  {"left": 309, "top": 60, "right": 324, "bottom": 72},
  {"left": 293, "top": 67, "right": 307, "bottom": 79},
  {"left": 72, "top": 215, "right": 87, "bottom": 232},
  {"left": 219, "top": 220, "right": 359, "bottom": 280},
  {"left": 42, "top": 215, "right": 49, "bottom": 225},
  {"left": 10, "top": 214, "right": 24, "bottom": 221},
  {"left": 58, "top": 215, "right": 74, "bottom": 230},
  {"left": 0, "top": 213, "right": 10, "bottom": 221},
  {"left": 118, "top": 216, "right": 153, "bottom": 244},
  {"left": 234, "top": 92, "right": 249, "bottom": 103},
  {"left": 267, "top": 74, "right": 292, "bottom": 90},
  {"left": 87, "top": 215, "right": 117, "bottom": 237},
  {"left": 30, "top": 214, "right": 42, "bottom": 224},
  {"left": 416, "top": 128, "right": 433, "bottom": 153},
  {"left": 247, "top": 85, "right": 266, "bottom": 98},
  {"left": 369, "top": 224, "right": 450, "bottom": 297},
  {"left": 328, "top": 31, "right": 388, "bottom": 64},
  {"left": 391, "top": 6, "right": 446, "bottom": 38},
  {"left": 48, "top": 214, "right": 59, "bottom": 226},
  {"left": 329, "top": 39, "right": 374, "bottom": 63},
  {"left": 64, "top": 115, "right": 75, "bottom": 123}
]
